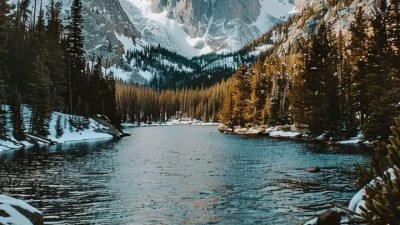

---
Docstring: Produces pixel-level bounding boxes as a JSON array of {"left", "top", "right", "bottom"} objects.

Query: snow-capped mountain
[
  {"left": 9, "top": 0, "right": 140, "bottom": 63},
  {"left": 265, "top": 0, "right": 382, "bottom": 56},
  {"left": 119, "top": 0, "right": 294, "bottom": 57}
]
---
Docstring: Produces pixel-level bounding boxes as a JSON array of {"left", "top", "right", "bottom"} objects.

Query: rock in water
[
  {"left": 306, "top": 167, "right": 321, "bottom": 173},
  {"left": 0, "top": 195, "right": 43, "bottom": 225},
  {"left": 317, "top": 210, "right": 341, "bottom": 225}
]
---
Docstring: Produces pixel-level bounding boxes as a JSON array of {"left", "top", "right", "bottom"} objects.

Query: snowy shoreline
[
  {"left": 218, "top": 124, "right": 372, "bottom": 148},
  {"left": 0, "top": 106, "right": 122, "bottom": 152},
  {"left": 121, "top": 118, "right": 220, "bottom": 128}
]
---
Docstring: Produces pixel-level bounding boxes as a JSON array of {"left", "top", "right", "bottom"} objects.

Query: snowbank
[
  {"left": 0, "top": 195, "right": 43, "bottom": 225},
  {"left": 0, "top": 106, "right": 116, "bottom": 152},
  {"left": 348, "top": 167, "right": 398, "bottom": 215},
  {"left": 121, "top": 119, "right": 219, "bottom": 127},
  {"left": 303, "top": 167, "right": 399, "bottom": 225},
  {"left": 48, "top": 112, "right": 114, "bottom": 144}
]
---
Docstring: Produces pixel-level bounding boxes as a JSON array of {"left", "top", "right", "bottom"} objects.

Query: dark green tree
[
  {"left": 65, "top": 0, "right": 85, "bottom": 114},
  {"left": 0, "top": 0, "right": 11, "bottom": 140},
  {"left": 46, "top": 0, "right": 66, "bottom": 110},
  {"left": 55, "top": 115, "right": 63, "bottom": 138},
  {"left": 10, "top": 91, "right": 25, "bottom": 140},
  {"left": 87, "top": 56, "right": 103, "bottom": 115},
  {"left": 362, "top": 11, "right": 394, "bottom": 140},
  {"left": 27, "top": 54, "right": 52, "bottom": 136},
  {"left": 105, "top": 73, "right": 121, "bottom": 128}
]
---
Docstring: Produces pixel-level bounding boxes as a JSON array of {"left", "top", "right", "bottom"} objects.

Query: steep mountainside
[
  {"left": 267, "top": 0, "right": 381, "bottom": 55},
  {"left": 120, "top": 0, "right": 294, "bottom": 57},
  {"left": 10, "top": 0, "right": 141, "bottom": 62}
]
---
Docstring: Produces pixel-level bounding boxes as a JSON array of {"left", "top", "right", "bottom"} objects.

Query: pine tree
[
  {"left": 0, "top": 0, "right": 11, "bottom": 140},
  {"left": 27, "top": 54, "right": 52, "bottom": 136},
  {"left": 7, "top": 0, "right": 30, "bottom": 97},
  {"left": 65, "top": 0, "right": 85, "bottom": 114},
  {"left": 220, "top": 82, "right": 235, "bottom": 128},
  {"left": 349, "top": 6, "right": 369, "bottom": 126},
  {"left": 356, "top": 115, "right": 400, "bottom": 225},
  {"left": 291, "top": 22, "right": 340, "bottom": 135},
  {"left": 231, "top": 65, "right": 253, "bottom": 127},
  {"left": 10, "top": 91, "right": 25, "bottom": 140},
  {"left": 362, "top": 11, "right": 394, "bottom": 140},
  {"left": 55, "top": 115, "right": 63, "bottom": 138},
  {"left": 87, "top": 56, "right": 102, "bottom": 115},
  {"left": 46, "top": 0, "right": 66, "bottom": 110}
]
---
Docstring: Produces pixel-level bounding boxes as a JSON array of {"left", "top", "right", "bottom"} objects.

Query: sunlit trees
[
  {"left": 117, "top": 81, "right": 226, "bottom": 125},
  {"left": 291, "top": 22, "right": 340, "bottom": 134}
]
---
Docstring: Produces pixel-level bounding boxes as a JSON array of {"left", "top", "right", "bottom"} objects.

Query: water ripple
[{"left": 0, "top": 126, "right": 369, "bottom": 225}]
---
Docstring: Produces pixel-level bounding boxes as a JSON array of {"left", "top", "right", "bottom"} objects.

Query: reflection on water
[{"left": 0, "top": 126, "right": 369, "bottom": 225}]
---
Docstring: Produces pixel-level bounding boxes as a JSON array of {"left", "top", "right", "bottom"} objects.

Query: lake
[{"left": 0, "top": 126, "right": 369, "bottom": 224}]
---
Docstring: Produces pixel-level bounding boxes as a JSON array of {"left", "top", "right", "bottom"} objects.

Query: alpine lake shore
[{"left": 1, "top": 120, "right": 372, "bottom": 225}]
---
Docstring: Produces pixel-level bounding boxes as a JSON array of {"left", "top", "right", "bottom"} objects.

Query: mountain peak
[{"left": 121, "top": 0, "right": 294, "bottom": 57}]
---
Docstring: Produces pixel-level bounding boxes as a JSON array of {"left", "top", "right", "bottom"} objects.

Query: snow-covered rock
[
  {"left": 269, "top": 130, "right": 302, "bottom": 138},
  {"left": 348, "top": 167, "right": 399, "bottom": 215},
  {"left": 0, "top": 195, "right": 43, "bottom": 225},
  {"left": 120, "top": 0, "right": 294, "bottom": 57}
]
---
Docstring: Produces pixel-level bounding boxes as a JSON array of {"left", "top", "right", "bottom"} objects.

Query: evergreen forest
[
  {"left": 0, "top": 0, "right": 120, "bottom": 140},
  {"left": 218, "top": 1, "right": 400, "bottom": 141}
]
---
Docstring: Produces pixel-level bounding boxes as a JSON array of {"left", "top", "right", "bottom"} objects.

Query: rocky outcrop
[
  {"left": 81, "top": 0, "right": 141, "bottom": 63},
  {"left": 149, "top": 0, "right": 261, "bottom": 52},
  {"left": 8, "top": 0, "right": 140, "bottom": 63},
  {"left": 121, "top": 0, "right": 293, "bottom": 56},
  {"left": 92, "top": 116, "right": 122, "bottom": 138},
  {"left": 0, "top": 195, "right": 43, "bottom": 225}
]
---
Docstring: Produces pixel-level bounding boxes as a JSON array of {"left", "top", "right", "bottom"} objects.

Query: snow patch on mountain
[
  {"left": 120, "top": 0, "right": 200, "bottom": 57},
  {"left": 120, "top": 0, "right": 294, "bottom": 57},
  {"left": 253, "top": 0, "right": 294, "bottom": 32}
]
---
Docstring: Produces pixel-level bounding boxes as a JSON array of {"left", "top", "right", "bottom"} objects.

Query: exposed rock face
[
  {"left": 150, "top": 0, "right": 261, "bottom": 52},
  {"left": 121, "top": 0, "right": 293, "bottom": 56},
  {"left": 80, "top": 0, "right": 141, "bottom": 62},
  {"left": 10, "top": 0, "right": 141, "bottom": 62},
  {"left": 152, "top": 0, "right": 260, "bottom": 37}
]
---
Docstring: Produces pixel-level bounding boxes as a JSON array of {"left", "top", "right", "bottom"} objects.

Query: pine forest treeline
[
  {"left": 0, "top": 0, "right": 120, "bottom": 140},
  {"left": 117, "top": 81, "right": 226, "bottom": 124},
  {"left": 220, "top": 0, "right": 400, "bottom": 141}
]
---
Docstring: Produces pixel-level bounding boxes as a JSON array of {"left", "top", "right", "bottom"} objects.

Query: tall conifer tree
[
  {"left": 0, "top": 0, "right": 11, "bottom": 139},
  {"left": 47, "top": 0, "right": 66, "bottom": 110},
  {"left": 291, "top": 22, "right": 339, "bottom": 134},
  {"left": 65, "top": 0, "right": 85, "bottom": 114},
  {"left": 349, "top": 6, "right": 369, "bottom": 126}
]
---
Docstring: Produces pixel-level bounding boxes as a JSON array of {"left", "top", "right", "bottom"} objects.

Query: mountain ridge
[{"left": 121, "top": 0, "right": 294, "bottom": 57}]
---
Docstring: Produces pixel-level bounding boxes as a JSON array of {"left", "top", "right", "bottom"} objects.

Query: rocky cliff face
[
  {"left": 121, "top": 0, "right": 293, "bottom": 57},
  {"left": 81, "top": 0, "right": 140, "bottom": 62},
  {"left": 151, "top": 0, "right": 261, "bottom": 37},
  {"left": 10, "top": 0, "right": 140, "bottom": 62}
]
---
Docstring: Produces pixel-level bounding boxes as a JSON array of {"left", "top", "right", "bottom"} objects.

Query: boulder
[
  {"left": 92, "top": 116, "right": 121, "bottom": 138},
  {"left": 317, "top": 210, "right": 341, "bottom": 225}
]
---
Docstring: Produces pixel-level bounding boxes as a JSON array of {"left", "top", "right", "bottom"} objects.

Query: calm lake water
[{"left": 0, "top": 126, "right": 369, "bottom": 225}]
